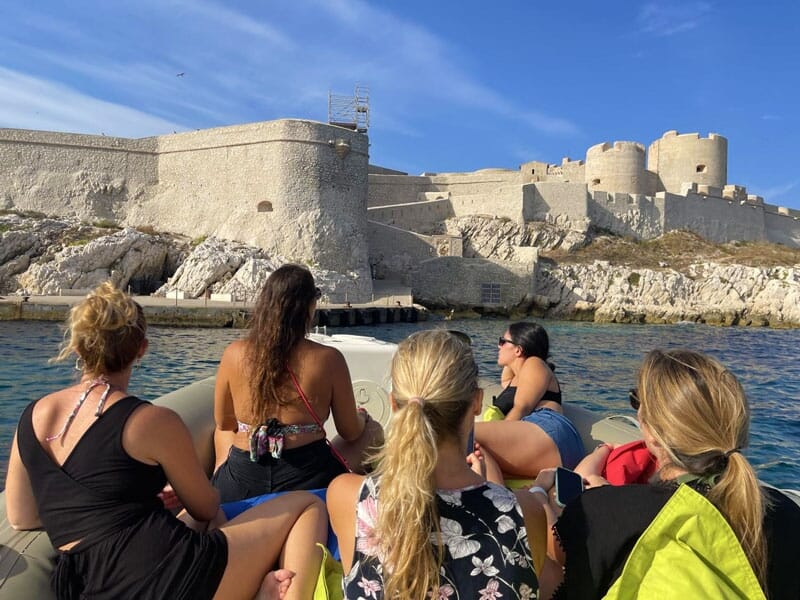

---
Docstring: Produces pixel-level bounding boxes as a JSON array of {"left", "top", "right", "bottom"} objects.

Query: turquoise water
[{"left": 1, "top": 319, "right": 798, "bottom": 489}]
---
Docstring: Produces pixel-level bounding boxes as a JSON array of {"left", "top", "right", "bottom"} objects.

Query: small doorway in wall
[
  {"left": 257, "top": 201, "right": 273, "bottom": 212},
  {"left": 696, "top": 165, "right": 707, "bottom": 174}
]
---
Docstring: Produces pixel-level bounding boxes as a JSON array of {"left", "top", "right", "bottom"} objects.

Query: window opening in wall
[
  {"left": 481, "top": 283, "right": 501, "bottom": 304},
  {"left": 257, "top": 201, "right": 273, "bottom": 212},
  {"left": 696, "top": 164, "right": 707, "bottom": 173},
  {"left": 592, "top": 178, "right": 601, "bottom": 186},
  {"left": 531, "top": 168, "right": 536, "bottom": 174}
]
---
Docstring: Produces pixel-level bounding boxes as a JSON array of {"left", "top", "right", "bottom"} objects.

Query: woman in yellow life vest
[{"left": 530, "top": 349, "right": 800, "bottom": 599}]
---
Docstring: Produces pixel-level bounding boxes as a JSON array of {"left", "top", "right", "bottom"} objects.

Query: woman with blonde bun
[
  {"left": 327, "top": 329, "right": 546, "bottom": 600},
  {"left": 5, "top": 282, "right": 327, "bottom": 600},
  {"left": 529, "top": 349, "right": 800, "bottom": 599}
]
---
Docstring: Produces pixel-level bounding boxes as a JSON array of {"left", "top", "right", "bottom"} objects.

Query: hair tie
[
  {"left": 407, "top": 396, "right": 424, "bottom": 406},
  {"left": 724, "top": 448, "right": 741, "bottom": 458}
]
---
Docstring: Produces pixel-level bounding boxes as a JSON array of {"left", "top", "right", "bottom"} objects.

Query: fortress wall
[
  {"left": 144, "top": 120, "right": 372, "bottom": 297},
  {"left": 367, "top": 220, "right": 439, "bottom": 282},
  {"left": 367, "top": 199, "right": 454, "bottom": 233},
  {"left": 520, "top": 160, "right": 551, "bottom": 183},
  {"left": 524, "top": 182, "right": 589, "bottom": 224},
  {"left": 585, "top": 141, "right": 648, "bottom": 195},
  {"left": 763, "top": 211, "right": 800, "bottom": 247},
  {"left": 368, "top": 174, "right": 437, "bottom": 206},
  {"left": 648, "top": 131, "right": 727, "bottom": 194},
  {"left": 412, "top": 256, "right": 534, "bottom": 308},
  {"left": 450, "top": 183, "right": 523, "bottom": 222},
  {"left": 557, "top": 158, "right": 586, "bottom": 183},
  {"left": 661, "top": 191, "right": 764, "bottom": 243},
  {"left": 0, "top": 129, "right": 158, "bottom": 220},
  {"left": 368, "top": 170, "right": 520, "bottom": 208},
  {"left": 588, "top": 192, "right": 664, "bottom": 239}
]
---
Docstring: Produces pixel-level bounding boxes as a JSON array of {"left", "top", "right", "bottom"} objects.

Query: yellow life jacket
[{"left": 603, "top": 484, "right": 765, "bottom": 600}]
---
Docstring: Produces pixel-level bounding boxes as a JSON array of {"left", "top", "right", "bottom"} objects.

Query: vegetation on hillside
[{"left": 543, "top": 229, "right": 800, "bottom": 271}]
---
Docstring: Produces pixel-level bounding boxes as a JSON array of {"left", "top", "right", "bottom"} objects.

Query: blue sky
[{"left": 1, "top": 1, "right": 799, "bottom": 209}]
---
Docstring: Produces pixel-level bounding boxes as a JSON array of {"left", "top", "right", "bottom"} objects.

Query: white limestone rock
[
  {"left": 537, "top": 261, "right": 800, "bottom": 326},
  {"left": 16, "top": 227, "right": 173, "bottom": 295}
]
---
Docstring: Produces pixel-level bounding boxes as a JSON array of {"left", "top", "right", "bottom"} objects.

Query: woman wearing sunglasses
[
  {"left": 211, "top": 264, "right": 382, "bottom": 502},
  {"left": 474, "top": 321, "right": 585, "bottom": 475}
]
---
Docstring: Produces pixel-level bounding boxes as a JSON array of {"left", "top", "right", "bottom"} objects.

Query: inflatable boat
[{"left": 0, "top": 333, "right": 797, "bottom": 598}]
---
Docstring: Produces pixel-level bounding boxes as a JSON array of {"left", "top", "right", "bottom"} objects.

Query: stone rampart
[
  {"left": 764, "top": 210, "right": 800, "bottom": 247},
  {"left": 368, "top": 170, "right": 519, "bottom": 208},
  {"left": 412, "top": 256, "right": 534, "bottom": 309},
  {"left": 661, "top": 191, "right": 764, "bottom": 243},
  {"left": 450, "top": 183, "right": 523, "bottom": 222},
  {"left": 367, "top": 220, "right": 439, "bottom": 282},
  {"left": 0, "top": 128, "right": 158, "bottom": 220},
  {"left": 367, "top": 199, "right": 454, "bottom": 234},
  {"left": 588, "top": 191, "right": 664, "bottom": 239},
  {"left": 523, "top": 182, "right": 589, "bottom": 226},
  {"left": 147, "top": 120, "right": 370, "bottom": 290}
]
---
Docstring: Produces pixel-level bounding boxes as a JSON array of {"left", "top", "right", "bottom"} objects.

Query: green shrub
[
  {"left": 627, "top": 272, "right": 641, "bottom": 287},
  {"left": 191, "top": 235, "right": 208, "bottom": 247},
  {"left": 92, "top": 219, "right": 119, "bottom": 229}
]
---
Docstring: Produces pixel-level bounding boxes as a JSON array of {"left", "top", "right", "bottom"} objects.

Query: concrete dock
[{"left": 0, "top": 293, "right": 427, "bottom": 328}]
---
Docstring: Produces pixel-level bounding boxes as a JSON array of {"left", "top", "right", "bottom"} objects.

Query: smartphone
[
  {"left": 466, "top": 428, "right": 475, "bottom": 456},
  {"left": 554, "top": 467, "right": 584, "bottom": 508}
]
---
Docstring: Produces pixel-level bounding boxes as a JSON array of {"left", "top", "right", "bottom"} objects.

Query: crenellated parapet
[{"left": 648, "top": 130, "right": 727, "bottom": 194}]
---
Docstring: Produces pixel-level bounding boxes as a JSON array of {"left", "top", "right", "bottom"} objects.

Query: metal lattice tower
[{"left": 328, "top": 85, "right": 369, "bottom": 132}]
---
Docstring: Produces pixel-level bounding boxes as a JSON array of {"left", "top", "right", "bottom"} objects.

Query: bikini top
[
  {"left": 493, "top": 384, "right": 562, "bottom": 416},
  {"left": 238, "top": 418, "right": 323, "bottom": 461}
]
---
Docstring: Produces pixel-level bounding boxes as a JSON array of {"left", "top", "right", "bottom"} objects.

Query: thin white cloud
[
  {"left": 757, "top": 180, "right": 798, "bottom": 201},
  {"left": 0, "top": 67, "right": 185, "bottom": 137},
  {"left": 306, "top": 0, "right": 580, "bottom": 136},
  {"left": 760, "top": 114, "right": 781, "bottom": 121},
  {"left": 637, "top": 2, "right": 713, "bottom": 36}
]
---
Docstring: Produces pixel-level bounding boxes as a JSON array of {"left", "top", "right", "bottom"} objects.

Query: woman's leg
[
  {"left": 213, "top": 491, "right": 327, "bottom": 600},
  {"left": 474, "top": 420, "right": 561, "bottom": 478}
]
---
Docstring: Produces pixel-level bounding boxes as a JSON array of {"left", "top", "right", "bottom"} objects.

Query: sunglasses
[
  {"left": 629, "top": 388, "right": 640, "bottom": 411},
  {"left": 498, "top": 337, "right": 516, "bottom": 346},
  {"left": 313, "top": 287, "right": 322, "bottom": 300}
]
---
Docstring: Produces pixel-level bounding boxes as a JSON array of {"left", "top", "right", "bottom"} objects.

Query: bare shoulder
[
  {"left": 220, "top": 339, "right": 248, "bottom": 363},
  {"left": 520, "top": 356, "right": 550, "bottom": 377},
  {"left": 305, "top": 340, "right": 348, "bottom": 368}
]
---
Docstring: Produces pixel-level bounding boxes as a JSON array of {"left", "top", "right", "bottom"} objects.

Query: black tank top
[
  {"left": 17, "top": 396, "right": 167, "bottom": 548},
  {"left": 493, "top": 384, "right": 562, "bottom": 416}
]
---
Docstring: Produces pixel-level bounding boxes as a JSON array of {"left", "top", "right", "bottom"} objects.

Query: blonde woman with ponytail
[
  {"left": 533, "top": 349, "right": 800, "bottom": 599},
  {"left": 327, "top": 329, "right": 547, "bottom": 599}
]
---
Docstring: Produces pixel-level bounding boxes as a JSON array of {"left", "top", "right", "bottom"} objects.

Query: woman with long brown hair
[
  {"left": 327, "top": 330, "right": 547, "bottom": 599},
  {"left": 5, "top": 282, "right": 327, "bottom": 599},
  {"left": 212, "top": 264, "right": 381, "bottom": 502}
]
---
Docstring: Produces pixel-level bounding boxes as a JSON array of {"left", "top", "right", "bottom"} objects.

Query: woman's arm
[
  {"left": 125, "top": 405, "right": 220, "bottom": 522},
  {"left": 326, "top": 473, "right": 365, "bottom": 573},
  {"left": 505, "top": 358, "right": 552, "bottom": 420},
  {"left": 328, "top": 349, "right": 366, "bottom": 442},
  {"left": 5, "top": 432, "right": 42, "bottom": 530}
]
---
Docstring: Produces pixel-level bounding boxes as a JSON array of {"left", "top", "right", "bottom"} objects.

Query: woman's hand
[{"left": 158, "top": 484, "right": 183, "bottom": 511}]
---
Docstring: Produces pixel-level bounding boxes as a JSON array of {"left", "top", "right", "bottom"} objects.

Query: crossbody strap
[{"left": 286, "top": 364, "right": 352, "bottom": 472}]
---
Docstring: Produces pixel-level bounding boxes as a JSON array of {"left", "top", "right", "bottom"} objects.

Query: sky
[{"left": 1, "top": 1, "right": 799, "bottom": 209}]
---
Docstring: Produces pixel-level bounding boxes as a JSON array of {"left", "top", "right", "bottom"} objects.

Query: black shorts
[{"left": 211, "top": 438, "right": 347, "bottom": 502}]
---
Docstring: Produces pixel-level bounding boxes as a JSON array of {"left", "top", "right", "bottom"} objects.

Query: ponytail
[{"left": 370, "top": 330, "right": 478, "bottom": 599}]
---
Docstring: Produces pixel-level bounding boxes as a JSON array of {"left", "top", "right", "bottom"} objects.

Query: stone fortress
[{"left": 1, "top": 120, "right": 798, "bottom": 308}]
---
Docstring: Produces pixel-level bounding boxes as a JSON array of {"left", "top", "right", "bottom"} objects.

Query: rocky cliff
[{"left": 2, "top": 212, "right": 799, "bottom": 326}]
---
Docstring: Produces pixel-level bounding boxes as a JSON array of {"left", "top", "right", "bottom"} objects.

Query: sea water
[{"left": 1, "top": 319, "right": 798, "bottom": 489}]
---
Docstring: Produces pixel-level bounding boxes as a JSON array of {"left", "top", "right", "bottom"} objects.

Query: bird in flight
[{"left": 176, "top": 72, "right": 185, "bottom": 77}]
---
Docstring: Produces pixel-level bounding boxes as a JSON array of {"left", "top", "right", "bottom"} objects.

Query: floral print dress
[{"left": 343, "top": 477, "right": 538, "bottom": 599}]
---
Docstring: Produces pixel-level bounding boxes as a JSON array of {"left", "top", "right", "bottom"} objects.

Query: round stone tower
[
  {"left": 647, "top": 130, "right": 727, "bottom": 194},
  {"left": 584, "top": 141, "right": 647, "bottom": 195}
]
